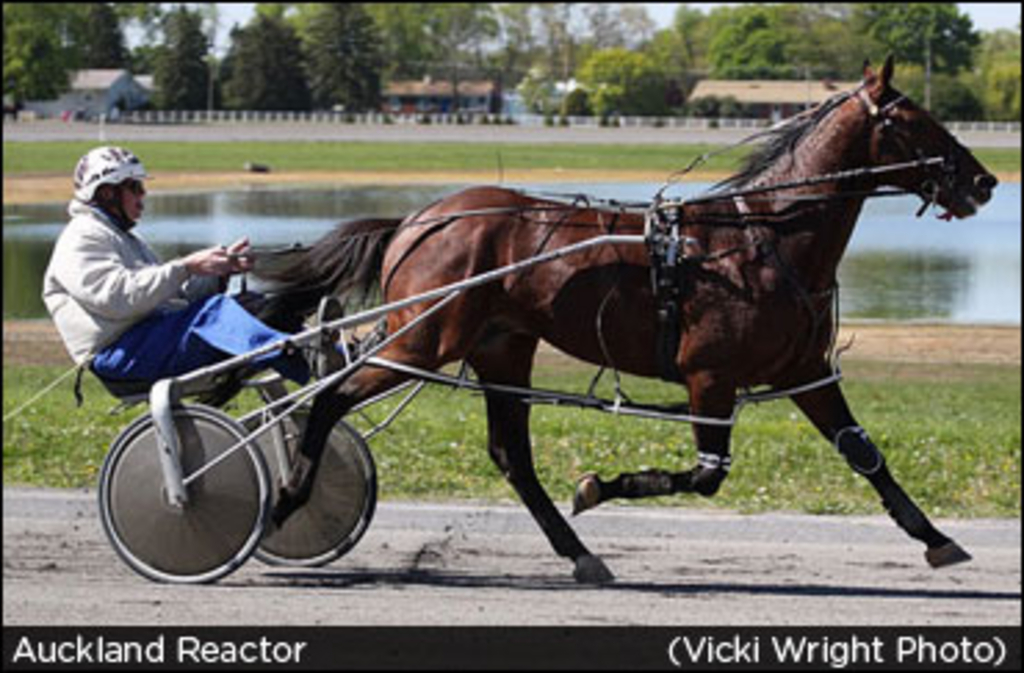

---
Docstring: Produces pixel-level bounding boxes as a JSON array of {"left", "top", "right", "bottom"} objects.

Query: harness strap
[
  {"left": 2, "top": 362, "right": 85, "bottom": 423},
  {"left": 646, "top": 207, "right": 686, "bottom": 383},
  {"left": 74, "top": 365, "right": 86, "bottom": 407},
  {"left": 654, "top": 296, "right": 683, "bottom": 383}
]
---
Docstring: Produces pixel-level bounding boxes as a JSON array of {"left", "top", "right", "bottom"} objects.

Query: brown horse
[{"left": 259, "top": 57, "right": 996, "bottom": 584}]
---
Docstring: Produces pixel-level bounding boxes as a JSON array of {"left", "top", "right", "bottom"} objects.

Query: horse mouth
[
  {"left": 938, "top": 177, "right": 995, "bottom": 220},
  {"left": 958, "top": 195, "right": 979, "bottom": 217},
  {"left": 935, "top": 196, "right": 976, "bottom": 221}
]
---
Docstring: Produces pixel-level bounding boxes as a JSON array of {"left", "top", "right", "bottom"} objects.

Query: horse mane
[{"left": 712, "top": 86, "right": 861, "bottom": 193}]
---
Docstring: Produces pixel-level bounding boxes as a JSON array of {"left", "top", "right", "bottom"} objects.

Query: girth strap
[
  {"left": 653, "top": 284, "right": 683, "bottom": 383},
  {"left": 646, "top": 206, "right": 686, "bottom": 383}
]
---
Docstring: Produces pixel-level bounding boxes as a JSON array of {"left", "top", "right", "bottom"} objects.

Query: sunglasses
[{"left": 122, "top": 180, "right": 146, "bottom": 196}]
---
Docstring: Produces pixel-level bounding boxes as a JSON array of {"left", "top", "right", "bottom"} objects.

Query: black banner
[{"left": 3, "top": 627, "right": 1020, "bottom": 671}]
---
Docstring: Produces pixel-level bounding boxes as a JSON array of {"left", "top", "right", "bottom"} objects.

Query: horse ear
[
  {"left": 880, "top": 54, "right": 895, "bottom": 87},
  {"left": 862, "top": 59, "right": 874, "bottom": 81}
]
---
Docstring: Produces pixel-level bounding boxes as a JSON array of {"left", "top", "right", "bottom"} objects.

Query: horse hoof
[
  {"left": 925, "top": 541, "right": 972, "bottom": 568},
  {"left": 574, "top": 554, "right": 615, "bottom": 585},
  {"left": 271, "top": 488, "right": 302, "bottom": 528},
  {"left": 572, "top": 473, "right": 602, "bottom": 516}
]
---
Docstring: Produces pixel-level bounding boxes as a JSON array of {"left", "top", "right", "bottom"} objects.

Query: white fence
[{"left": 7, "top": 108, "right": 1021, "bottom": 134}]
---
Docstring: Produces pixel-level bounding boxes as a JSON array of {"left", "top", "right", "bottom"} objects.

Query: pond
[{"left": 3, "top": 182, "right": 1020, "bottom": 324}]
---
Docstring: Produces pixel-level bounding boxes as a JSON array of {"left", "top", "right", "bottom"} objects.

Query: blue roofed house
[
  {"left": 382, "top": 76, "right": 501, "bottom": 115},
  {"left": 23, "top": 69, "right": 152, "bottom": 120}
]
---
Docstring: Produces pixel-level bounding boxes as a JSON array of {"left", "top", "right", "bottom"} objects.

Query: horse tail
[{"left": 252, "top": 217, "right": 402, "bottom": 331}]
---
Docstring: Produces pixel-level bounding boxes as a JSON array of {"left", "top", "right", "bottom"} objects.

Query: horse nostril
[{"left": 975, "top": 174, "right": 997, "bottom": 192}]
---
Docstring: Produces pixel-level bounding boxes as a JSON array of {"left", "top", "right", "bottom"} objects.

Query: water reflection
[
  {"left": 838, "top": 252, "right": 970, "bottom": 320},
  {"left": 4, "top": 183, "right": 1020, "bottom": 324}
]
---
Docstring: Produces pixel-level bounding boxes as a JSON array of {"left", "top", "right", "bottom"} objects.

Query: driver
[{"left": 42, "top": 145, "right": 313, "bottom": 384}]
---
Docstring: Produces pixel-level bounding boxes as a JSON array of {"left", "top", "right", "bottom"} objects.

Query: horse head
[{"left": 858, "top": 55, "right": 997, "bottom": 219}]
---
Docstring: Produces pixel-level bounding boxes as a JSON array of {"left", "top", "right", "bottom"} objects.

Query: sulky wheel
[
  {"left": 251, "top": 410, "right": 377, "bottom": 568},
  {"left": 98, "top": 404, "right": 270, "bottom": 584}
]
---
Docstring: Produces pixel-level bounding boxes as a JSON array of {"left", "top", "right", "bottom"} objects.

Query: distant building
[
  {"left": 688, "top": 79, "right": 861, "bottom": 122},
  {"left": 501, "top": 92, "right": 528, "bottom": 118},
  {"left": 3, "top": 93, "right": 19, "bottom": 118},
  {"left": 23, "top": 69, "right": 152, "bottom": 120},
  {"left": 382, "top": 76, "right": 501, "bottom": 115}
]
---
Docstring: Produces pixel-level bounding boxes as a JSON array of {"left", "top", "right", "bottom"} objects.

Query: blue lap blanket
[{"left": 92, "top": 295, "right": 310, "bottom": 384}]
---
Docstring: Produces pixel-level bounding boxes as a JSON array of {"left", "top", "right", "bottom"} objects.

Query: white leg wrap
[{"left": 698, "top": 451, "right": 732, "bottom": 473}]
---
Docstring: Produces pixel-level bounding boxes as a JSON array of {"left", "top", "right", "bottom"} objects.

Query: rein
[{"left": 664, "top": 156, "right": 946, "bottom": 209}]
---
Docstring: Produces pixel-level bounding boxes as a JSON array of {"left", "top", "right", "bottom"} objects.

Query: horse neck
[{"left": 758, "top": 106, "right": 873, "bottom": 292}]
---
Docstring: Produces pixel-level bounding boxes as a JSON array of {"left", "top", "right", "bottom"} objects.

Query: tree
[
  {"left": 645, "top": 29, "right": 689, "bottom": 82},
  {"left": 583, "top": 4, "right": 620, "bottom": 51},
  {"left": 578, "top": 48, "right": 668, "bottom": 117},
  {"left": 116, "top": 2, "right": 166, "bottom": 74},
  {"left": 75, "top": 3, "right": 129, "bottom": 69},
  {"left": 153, "top": 6, "right": 209, "bottom": 110},
  {"left": 983, "top": 62, "right": 1022, "bottom": 121},
  {"left": 425, "top": 4, "right": 498, "bottom": 113},
  {"left": 617, "top": 6, "right": 657, "bottom": 50},
  {"left": 890, "top": 64, "right": 984, "bottom": 121},
  {"left": 535, "top": 3, "right": 579, "bottom": 83},
  {"left": 707, "top": 6, "right": 790, "bottom": 79},
  {"left": 561, "top": 87, "right": 591, "bottom": 117},
  {"left": 301, "top": 4, "right": 382, "bottom": 111},
  {"left": 3, "top": 4, "right": 79, "bottom": 101},
  {"left": 581, "top": 4, "right": 655, "bottom": 52},
  {"left": 976, "top": 29, "right": 1021, "bottom": 121},
  {"left": 491, "top": 3, "right": 538, "bottom": 86},
  {"left": 702, "top": 4, "right": 880, "bottom": 81},
  {"left": 110, "top": 2, "right": 164, "bottom": 35},
  {"left": 364, "top": 4, "right": 437, "bottom": 81},
  {"left": 853, "top": 4, "right": 979, "bottom": 74},
  {"left": 221, "top": 13, "right": 309, "bottom": 110},
  {"left": 673, "top": 4, "right": 711, "bottom": 72},
  {"left": 929, "top": 74, "right": 983, "bottom": 121},
  {"left": 516, "top": 65, "right": 556, "bottom": 114},
  {"left": 128, "top": 44, "right": 160, "bottom": 75}
]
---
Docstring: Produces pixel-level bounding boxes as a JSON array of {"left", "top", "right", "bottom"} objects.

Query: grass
[
  {"left": 3, "top": 358, "right": 1019, "bottom": 518},
  {"left": 3, "top": 140, "right": 1020, "bottom": 177}
]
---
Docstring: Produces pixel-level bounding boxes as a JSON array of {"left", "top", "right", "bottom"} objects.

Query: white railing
[
  {"left": 944, "top": 120, "right": 1022, "bottom": 133},
  {"left": 7, "top": 108, "right": 1021, "bottom": 134}
]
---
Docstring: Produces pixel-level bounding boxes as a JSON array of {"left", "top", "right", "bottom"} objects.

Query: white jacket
[{"left": 42, "top": 200, "right": 221, "bottom": 364}]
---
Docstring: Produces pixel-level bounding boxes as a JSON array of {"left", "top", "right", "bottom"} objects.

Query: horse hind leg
[
  {"left": 470, "top": 333, "right": 614, "bottom": 585},
  {"left": 574, "top": 377, "right": 736, "bottom": 514},
  {"left": 271, "top": 364, "right": 411, "bottom": 527},
  {"left": 573, "top": 427, "right": 733, "bottom": 514}
]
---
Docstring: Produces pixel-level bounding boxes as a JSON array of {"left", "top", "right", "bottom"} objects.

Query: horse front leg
[
  {"left": 790, "top": 380, "right": 971, "bottom": 568},
  {"left": 574, "top": 375, "right": 737, "bottom": 512}
]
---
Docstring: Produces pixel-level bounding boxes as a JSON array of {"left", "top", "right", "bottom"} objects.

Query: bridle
[{"left": 856, "top": 86, "right": 962, "bottom": 218}]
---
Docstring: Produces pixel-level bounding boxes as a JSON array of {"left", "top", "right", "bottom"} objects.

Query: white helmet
[{"left": 73, "top": 146, "right": 149, "bottom": 203}]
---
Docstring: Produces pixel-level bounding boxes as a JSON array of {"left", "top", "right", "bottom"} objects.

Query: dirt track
[
  {"left": 3, "top": 488, "right": 1020, "bottom": 626},
  {"left": 5, "top": 319, "right": 1021, "bottom": 368}
]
